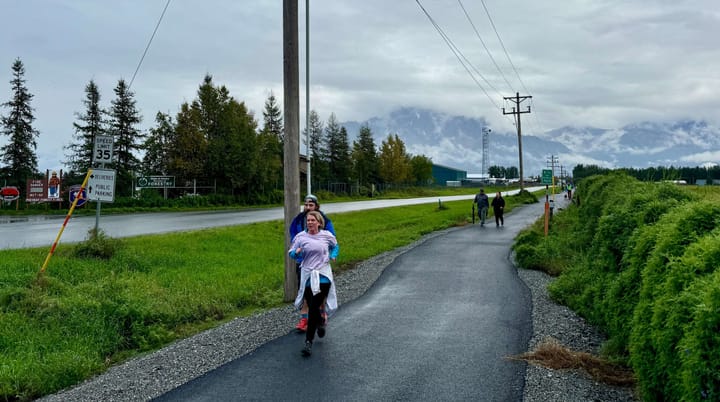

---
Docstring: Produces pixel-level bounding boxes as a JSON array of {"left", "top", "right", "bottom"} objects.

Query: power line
[
  {"left": 478, "top": 0, "right": 547, "bottom": 136},
  {"left": 457, "top": 0, "right": 514, "bottom": 93},
  {"left": 480, "top": 0, "right": 531, "bottom": 96},
  {"left": 415, "top": 0, "right": 502, "bottom": 110},
  {"left": 129, "top": 0, "right": 172, "bottom": 90}
]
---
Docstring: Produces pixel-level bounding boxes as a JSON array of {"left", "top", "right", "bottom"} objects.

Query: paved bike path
[{"left": 155, "top": 200, "right": 552, "bottom": 401}]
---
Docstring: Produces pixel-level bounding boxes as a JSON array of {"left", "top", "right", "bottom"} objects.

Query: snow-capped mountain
[{"left": 342, "top": 107, "right": 720, "bottom": 176}]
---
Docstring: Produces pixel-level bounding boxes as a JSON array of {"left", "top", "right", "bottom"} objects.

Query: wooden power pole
[
  {"left": 502, "top": 92, "right": 532, "bottom": 191},
  {"left": 283, "top": 0, "right": 300, "bottom": 302}
]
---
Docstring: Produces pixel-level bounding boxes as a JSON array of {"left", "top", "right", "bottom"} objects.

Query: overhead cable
[
  {"left": 457, "top": 0, "right": 514, "bottom": 94},
  {"left": 479, "top": 0, "right": 531, "bottom": 97},
  {"left": 129, "top": 0, "right": 172, "bottom": 90},
  {"left": 415, "top": 0, "right": 502, "bottom": 110}
]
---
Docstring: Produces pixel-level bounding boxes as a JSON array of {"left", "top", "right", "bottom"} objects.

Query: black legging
[
  {"left": 494, "top": 208, "right": 504, "bottom": 226},
  {"left": 303, "top": 282, "right": 331, "bottom": 342}
]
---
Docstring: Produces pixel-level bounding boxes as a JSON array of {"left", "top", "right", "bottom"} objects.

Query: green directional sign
[
  {"left": 137, "top": 176, "right": 175, "bottom": 188},
  {"left": 541, "top": 169, "right": 553, "bottom": 184}
]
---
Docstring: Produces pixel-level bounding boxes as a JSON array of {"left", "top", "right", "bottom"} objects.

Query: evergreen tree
[
  {"left": 378, "top": 133, "right": 412, "bottom": 185},
  {"left": 107, "top": 79, "right": 144, "bottom": 196},
  {"left": 256, "top": 92, "right": 283, "bottom": 191},
  {"left": 65, "top": 80, "right": 104, "bottom": 175},
  {"left": 351, "top": 123, "right": 379, "bottom": 189},
  {"left": 1, "top": 58, "right": 39, "bottom": 188},
  {"left": 193, "top": 75, "right": 258, "bottom": 196},
  {"left": 142, "top": 112, "right": 174, "bottom": 175},
  {"left": 262, "top": 92, "right": 283, "bottom": 144},
  {"left": 307, "top": 110, "right": 328, "bottom": 187},
  {"left": 168, "top": 102, "right": 206, "bottom": 180},
  {"left": 195, "top": 75, "right": 230, "bottom": 191},
  {"left": 195, "top": 75, "right": 227, "bottom": 141},
  {"left": 218, "top": 99, "right": 258, "bottom": 197},
  {"left": 324, "top": 113, "right": 351, "bottom": 186}
]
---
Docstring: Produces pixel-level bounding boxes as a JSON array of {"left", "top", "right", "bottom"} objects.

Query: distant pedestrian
[
  {"left": 289, "top": 194, "right": 335, "bottom": 332},
  {"left": 491, "top": 192, "right": 505, "bottom": 227},
  {"left": 289, "top": 211, "right": 339, "bottom": 357},
  {"left": 474, "top": 189, "right": 490, "bottom": 226}
]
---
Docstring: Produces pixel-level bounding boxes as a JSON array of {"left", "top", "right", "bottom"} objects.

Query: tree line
[
  {"left": 572, "top": 164, "right": 720, "bottom": 184},
  {"left": 1, "top": 58, "right": 434, "bottom": 204}
]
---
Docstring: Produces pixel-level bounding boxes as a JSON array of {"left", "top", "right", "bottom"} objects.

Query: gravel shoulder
[{"left": 40, "top": 228, "right": 638, "bottom": 402}]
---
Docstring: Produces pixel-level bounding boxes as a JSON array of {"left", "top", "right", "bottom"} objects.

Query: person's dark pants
[
  {"left": 303, "top": 282, "right": 330, "bottom": 342},
  {"left": 494, "top": 208, "right": 504, "bottom": 226}
]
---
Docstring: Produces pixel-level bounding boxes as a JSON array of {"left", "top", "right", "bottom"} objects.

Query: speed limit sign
[{"left": 93, "top": 135, "right": 114, "bottom": 164}]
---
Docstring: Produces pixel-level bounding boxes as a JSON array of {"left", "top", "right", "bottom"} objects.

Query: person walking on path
[
  {"left": 474, "top": 188, "right": 490, "bottom": 226},
  {"left": 491, "top": 192, "right": 505, "bottom": 227},
  {"left": 289, "top": 194, "right": 335, "bottom": 332},
  {"left": 289, "top": 211, "right": 339, "bottom": 357}
]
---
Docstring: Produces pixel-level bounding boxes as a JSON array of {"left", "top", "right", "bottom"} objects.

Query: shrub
[
  {"left": 678, "top": 270, "right": 720, "bottom": 402},
  {"left": 73, "top": 228, "right": 120, "bottom": 260}
]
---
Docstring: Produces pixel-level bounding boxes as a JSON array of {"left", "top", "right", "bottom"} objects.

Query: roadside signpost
[
  {"left": 93, "top": 135, "right": 114, "bottom": 165},
  {"left": 88, "top": 168, "right": 116, "bottom": 203},
  {"left": 137, "top": 176, "right": 175, "bottom": 199},
  {"left": 541, "top": 169, "right": 553, "bottom": 185},
  {"left": 542, "top": 169, "right": 553, "bottom": 236},
  {"left": 91, "top": 135, "right": 115, "bottom": 231}
]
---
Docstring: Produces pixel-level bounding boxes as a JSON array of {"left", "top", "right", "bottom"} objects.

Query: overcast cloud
[{"left": 2, "top": 0, "right": 719, "bottom": 173}]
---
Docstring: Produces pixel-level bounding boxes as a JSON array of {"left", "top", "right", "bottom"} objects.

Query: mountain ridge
[{"left": 342, "top": 107, "right": 720, "bottom": 176}]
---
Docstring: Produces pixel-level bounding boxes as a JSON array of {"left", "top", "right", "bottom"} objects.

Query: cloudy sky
[{"left": 2, "top": 0, "right": 719, "bottom": 173}]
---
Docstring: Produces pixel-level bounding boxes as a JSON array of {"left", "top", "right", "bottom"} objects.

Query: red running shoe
[{"left": 295, "top": 317, "right": 308, "bottom": 332}]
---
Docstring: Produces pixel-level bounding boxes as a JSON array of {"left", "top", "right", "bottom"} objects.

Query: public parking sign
[{"left": 88, "top": 168, "right": 116, "bottom": 202}]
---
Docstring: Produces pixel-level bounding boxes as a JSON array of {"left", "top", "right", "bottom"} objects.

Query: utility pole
[
  {"left": 481, "top": 127, "right": 491, "bottom": 178},
  {"left": 305, "top": 0, "right": 311, "bottom": 196},
  {"left": 283, "top": 0, "right": 300, "bottom": 302},
  {"left": 502, "top": 92, "right": 532, "bottom": 191}
]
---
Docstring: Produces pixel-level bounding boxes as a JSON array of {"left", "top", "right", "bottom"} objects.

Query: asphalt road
[
  {"left": 0, "top": 188, "right": 546, "bottom": 249},
  {"left": 152, "top": 199, "right": 551, "bottom": 401}
]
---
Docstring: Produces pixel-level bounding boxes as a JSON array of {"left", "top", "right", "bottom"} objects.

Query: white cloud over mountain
[{"left": 343, "top": 107, "right": 720, "bottom": 177}]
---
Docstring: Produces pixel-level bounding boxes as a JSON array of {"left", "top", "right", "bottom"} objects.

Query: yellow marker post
[{"left": 39, "top": 169, "right": 93, "bottom": 274}]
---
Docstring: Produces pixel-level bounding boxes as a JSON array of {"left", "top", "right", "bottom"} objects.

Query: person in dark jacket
[
  {"left": 491, "top": 192, "right": 505, "bottom": 227},
  {"left": 289, "top": 194, "right": 335, "bottom": 332},
  {"left": 474, "top": 188, "right": 490, "bottom": 226}
]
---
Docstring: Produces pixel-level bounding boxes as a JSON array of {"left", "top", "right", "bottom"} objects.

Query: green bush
[
  {"left": 630, "top": 204, "right": 720, "bottom": 400},
  {"left": 678, "top": 270, "right": 720, "bottom": 402},
  {"left": 516, "top": 171, "right": 720, "bottom": 400},
  {"left": 73, "top": 229, "right": 120, "bottom": 260}
]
